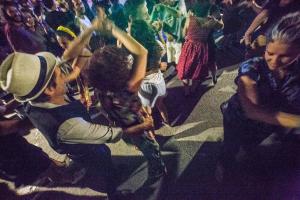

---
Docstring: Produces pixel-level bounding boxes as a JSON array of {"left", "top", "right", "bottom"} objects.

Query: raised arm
[
  {"left": 62, "top": 27, "right": 94, "bottom": 61},
  {"left": 64, "top": 8, "right": 147, "bottom": 92},
  {"left": 109, "top": 20, "right": 148, "bottom": 92},
  {"left": 243, "top": 9, "right": 269, "bottom": 46},
  {"left": 182, "top": 15, "right": 190, "bottom": 37},
  {"left": 248, "top": 0, "right": 263, "bottom": 14},
  {"left": 238, "top": 76, "right": 300, "bottom": 128},
  {"left": 65, "top": 48, "right": 91, "bottom": 83}
]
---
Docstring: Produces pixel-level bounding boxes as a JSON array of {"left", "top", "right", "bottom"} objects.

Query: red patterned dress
[{"left": 177, "top": 16, "right": 222, "bottom": 80}]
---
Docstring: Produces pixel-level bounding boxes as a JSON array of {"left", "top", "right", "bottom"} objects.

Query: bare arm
[
  {"left": 64, "top": 8, "right": 147, "bottom": 92},
  {"left": 243, "top": 9, "right": 269, "bottom": 46},
  {"left": 122, "top": 118, "right": 153, "bottom": 135},
  {"left": 65, "top": 48, "right": 91, "bottom": 82},
  {"left": 62, "top": 27, "right": 94, "bottom": 61},
  {"left": 111, "top": 23, "right": 147, "bottom": 92},
  {"left": 238, "top": 76, "right": 300, "bottom": 128},
  {"left": 249, "top": 0, "right": 263, "bottom": 14},
  {"left": 182, "top": 15, "right": 190, "bottom": 37}
]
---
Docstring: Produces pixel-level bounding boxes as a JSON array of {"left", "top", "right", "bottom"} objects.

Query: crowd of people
[{"left": 0, "top": 0, "right": 299, "bottom": 199}]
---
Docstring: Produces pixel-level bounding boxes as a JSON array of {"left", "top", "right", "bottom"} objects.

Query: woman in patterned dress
[{"left": 176, "top": 0, "right": 223, "bottom": 96}]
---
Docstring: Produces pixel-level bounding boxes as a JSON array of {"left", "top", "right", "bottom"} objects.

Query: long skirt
[{"left": 177, "top": 39, "right": 214, "bottom": 80}]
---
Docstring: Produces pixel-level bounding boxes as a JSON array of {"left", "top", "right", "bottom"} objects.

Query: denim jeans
[{"left": 123, "top": 132, "right": 165, "bottom": 178}]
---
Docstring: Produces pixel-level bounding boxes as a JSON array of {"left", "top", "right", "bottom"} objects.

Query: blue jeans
[{"left": 123, "top": 132, "right": 165, "bottom": 178}]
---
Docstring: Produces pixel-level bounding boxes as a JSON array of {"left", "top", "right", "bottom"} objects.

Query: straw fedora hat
[{"left": 0, "top": 52, "right": 59, "bottom": 102}]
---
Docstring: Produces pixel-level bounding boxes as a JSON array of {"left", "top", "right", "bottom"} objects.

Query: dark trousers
[
  {"left": 220, "top": 110, "right": 285, "bottom": 169},
  {"left": 62, "top": 143, "right": 117, "bottom": 195},
  {"left": 123, "top": 133, "right": 165, "bottom": 178}
]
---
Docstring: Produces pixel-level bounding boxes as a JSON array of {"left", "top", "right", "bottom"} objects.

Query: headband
[{"left": 57, "top": 25, "right": 77, "bottom": 38}]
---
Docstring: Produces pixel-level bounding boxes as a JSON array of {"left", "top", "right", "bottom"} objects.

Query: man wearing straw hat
[
  {"left": 0, "top": 48, "right": 152, "bottom": 199},
  {"left": 0, "top": 51, "right": 117, "bottom": 197}
]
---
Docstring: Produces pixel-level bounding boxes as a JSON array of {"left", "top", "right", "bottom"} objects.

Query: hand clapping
[{"left": 92, "top": 7, "right": 115, "bottom": 35}]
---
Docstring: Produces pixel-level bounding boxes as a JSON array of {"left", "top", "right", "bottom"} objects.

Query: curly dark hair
[
  {"left": 130, "top": 20, "right": 162, "bottom": 71},
  {"left": 84, "top": 45, "right": 132, "bottom": 92}
]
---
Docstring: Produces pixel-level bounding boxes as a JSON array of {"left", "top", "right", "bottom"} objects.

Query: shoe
[
  {"left": 16, "top": 176, "right": 54, "bottom": 195},
  {"left": 47, "top": 159, "right": 87, "bottom": 184}
]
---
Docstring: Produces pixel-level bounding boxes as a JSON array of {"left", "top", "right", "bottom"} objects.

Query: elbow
[
  {"left": 127, "top": 79, "right": 143, "bottom": 93},
  {"left": 142, "top": 48, "right": 148, "bottom": 57},
  {"left": 61, "top": 51, "right": 69, "bottom": 61}
]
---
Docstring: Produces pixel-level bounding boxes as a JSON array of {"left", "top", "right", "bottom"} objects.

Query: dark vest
[{"left": 25, "top": 101, "right": 91, "bottom": 154}]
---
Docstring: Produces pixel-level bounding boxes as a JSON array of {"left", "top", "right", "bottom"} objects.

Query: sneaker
[
  {"left": 43, "top": 160, "right": 87, "bottom": 185},
  {"left": 16, "top": 176, "right": 54, "bottom": 195}
]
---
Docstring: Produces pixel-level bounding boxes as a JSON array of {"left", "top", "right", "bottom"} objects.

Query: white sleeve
[{"left": 57, "top": 117, "right": 123, "bottom": 144}]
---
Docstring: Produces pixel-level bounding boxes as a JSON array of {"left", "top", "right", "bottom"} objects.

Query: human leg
[
  {"left": 155, "top": 97, "right": 169, "bottom": 125},
  {"left": 191, "top": 79, "right": 201, "bottom": 94},
  {"left": 182, "top": 79, "right": 190, "bottom": 96},
  {"left": 66, "top": 144, "right": 117, "bottom": 195},
  {"left": 216, "top": 114, "right": 276, "bottom": 182},
  {"left": 124, "top": 133, "right": 166, "bottom": 180},
  {"left": 210, "top": 62, "right": 218, "bottom": 85}
]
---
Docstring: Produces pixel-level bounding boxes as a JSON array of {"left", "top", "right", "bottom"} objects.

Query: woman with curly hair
[{"left": 130, "top": 19, "right": 170, "bottom": 127}]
